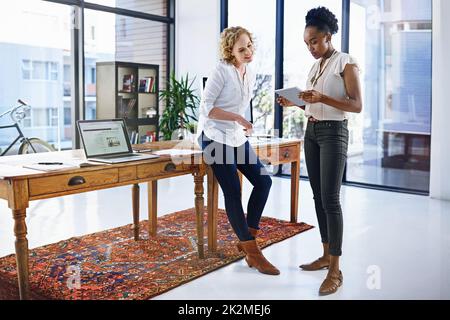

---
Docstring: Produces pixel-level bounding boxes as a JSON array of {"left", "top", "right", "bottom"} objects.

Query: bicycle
[{"left": 0, "top": 99, "right": 56, "bottom": 156}]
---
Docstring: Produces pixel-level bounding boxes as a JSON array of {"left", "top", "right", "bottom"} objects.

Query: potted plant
[{"left": 159, "top": 72, "right": 200, "bottom": 140}]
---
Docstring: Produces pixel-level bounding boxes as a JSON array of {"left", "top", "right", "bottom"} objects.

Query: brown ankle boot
[
  {"left": 237, "top": 240, "right": 280, "bottom": 275},
  {"left": 236, "top": 228, "right": 259, "bottom": 252},
  {"left": 248, "top": 227, "right": 258, "bottom": 238},
  {"left": 319, "top": 255, "right": 343, "bottom": 296},
  {"left": 299, "top": 243, "right": 330, "bottom": 271}
]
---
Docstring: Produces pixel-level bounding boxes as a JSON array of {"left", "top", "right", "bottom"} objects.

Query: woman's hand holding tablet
[{"left": 275, "top": 86, "right": 306, "bottom": 107}]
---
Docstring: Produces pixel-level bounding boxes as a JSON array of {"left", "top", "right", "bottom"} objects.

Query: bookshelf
[{"left": 96, "top": 61, "right": 159, "bottom": 143}]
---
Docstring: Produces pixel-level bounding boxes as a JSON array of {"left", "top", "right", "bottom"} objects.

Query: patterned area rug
[{"left": 0, "top": 208, "right": 313, "bottom": 300}]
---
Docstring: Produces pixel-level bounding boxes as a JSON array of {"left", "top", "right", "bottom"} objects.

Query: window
[
  {"left": 64, "top": 104, "right": 71, "bottom": 126},
  {"left": 22, "top": 108, "right": 32, "bottom": 128},
  {"left": 228, "top": 0, "right": 276, "bottom": 135},
  {"left": 33, "top": 108, "right": 47, "bottom": 127},
  {"left": 91, "top": 67, "right": 96, "bottom": 84},
  {"left": 33, "top": 61, "right": 47, "bottom": 80},
  {"left": 0, "top": 1, "right": 72, "bottom": 150},
  {"left": 21, "top": 60, "right": 59, "bottom": 81},
  {"left": 63, "top": 64, "right": 71, "bottom": 96},
  {"left": 85, "top": 101, "right": 96, "bottom": 120},
  {"left": 50, "top": 62, "right": 58, "bottom": 81},
  {"left": 48, "top": 108, "right": 59, "bottom": 127},
  {"left": 283, "top": 0, "right": 342, "bottom": 176},
  {"left": 347, "top": 0, "right": 432, "bottom": 192},
  {"left": 22, "top": 60, "right": 31, "bottom": 79}
]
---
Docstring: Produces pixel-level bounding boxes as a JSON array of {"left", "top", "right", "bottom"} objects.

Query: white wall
[
  {"left": 175, "top": 0, "right": 220, "bottom": 92},
  {"left": 430, "top": 0, "right": 450, "bottom": 201}
]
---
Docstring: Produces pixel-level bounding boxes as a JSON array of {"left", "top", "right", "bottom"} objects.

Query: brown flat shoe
[
  {"left": 299, "top": 256, "right": 330, "bottom": 271},
  {"left": 319, "top": 270, "right": 343, "bottom": 296}
]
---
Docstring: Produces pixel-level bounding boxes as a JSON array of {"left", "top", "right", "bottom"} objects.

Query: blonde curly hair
[{"left": 220, "top": 26, "right": 254, "bottom": 65}]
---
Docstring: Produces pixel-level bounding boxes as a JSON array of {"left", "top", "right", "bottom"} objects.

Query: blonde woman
[{"left": 196, "top": 26, "right": 279, "bottom": 275}]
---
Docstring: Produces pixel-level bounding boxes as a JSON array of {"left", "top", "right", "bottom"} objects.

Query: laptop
[{"left": 77, "top": 119, "right": 159, "bottom": 163}]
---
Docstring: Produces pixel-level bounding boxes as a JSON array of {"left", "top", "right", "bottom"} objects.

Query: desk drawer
[
  {"left": 137, "top": 161, "right": 190, "bottom": 179},
  {"left": 29, "top": 168, "right": 119, "bottom": 197},
  {"left": 258, "top": 145, "right": 299, "bottom": 165}
]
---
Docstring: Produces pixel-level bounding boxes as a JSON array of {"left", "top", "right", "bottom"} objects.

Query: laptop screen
[{"left": 77, "top": 119, "right": 132, "bottom": 157}]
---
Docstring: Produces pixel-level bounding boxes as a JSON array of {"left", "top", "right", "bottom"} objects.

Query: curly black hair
[{"left": 305, "top": 6, "right": 339, "bottom": 35}]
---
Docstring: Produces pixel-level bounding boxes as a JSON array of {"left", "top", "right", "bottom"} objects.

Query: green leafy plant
[{"left": 159, "top": 72, "right": 200, "bottom": 140}]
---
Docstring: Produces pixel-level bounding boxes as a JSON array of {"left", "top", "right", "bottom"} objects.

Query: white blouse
[
  {"left": 305, "top": 51, "right": 359, "bottom": 121},
  {"left": 196, "top": 60, "right": 255, "bottom": 147}
]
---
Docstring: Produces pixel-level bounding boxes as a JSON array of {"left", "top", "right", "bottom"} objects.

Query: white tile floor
[{"left": 0, "top": 175, "right": 449, "bottom": 299}]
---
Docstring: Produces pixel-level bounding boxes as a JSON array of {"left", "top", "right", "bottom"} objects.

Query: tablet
[{"left": 275, "top": 86, "right": 306, "bottom": 107}]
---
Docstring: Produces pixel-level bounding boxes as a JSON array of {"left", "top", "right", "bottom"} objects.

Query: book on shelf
[
  {"left": 144, "top": 131, "right": 156, "bottom": 142},
  {"left": 151, "top": 77, "right": 156, "bottom": 93},
  {"left": 138, "top": 77, "right": 155, "bottom": 93},
  {"left": 122, "top": 74, "right": 134, "bottom": 92},
  {"left": 130, "top": 131, "right": 139, "bottom": 144},
  {"left": 149, "top": 77, "right": 154, "bottom": 93},
  {"left": 130, "top": 131, "right": 135, "bottom": 144},
  {"left": 138, "top": 79, "right": 147, "bottom": 93}
]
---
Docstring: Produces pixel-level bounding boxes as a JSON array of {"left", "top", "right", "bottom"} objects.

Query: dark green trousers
[{"left": 304, "top": 120, "right": 349, "bottom": 256}]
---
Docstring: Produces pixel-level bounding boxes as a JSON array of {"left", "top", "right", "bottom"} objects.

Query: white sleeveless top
[{"left": 305, "top": 51, "right": 359, "bottom": 121}]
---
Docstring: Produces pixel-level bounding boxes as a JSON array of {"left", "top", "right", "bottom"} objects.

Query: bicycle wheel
[{"left": 19, "top": 138, "right": 56, "bottom": 154}]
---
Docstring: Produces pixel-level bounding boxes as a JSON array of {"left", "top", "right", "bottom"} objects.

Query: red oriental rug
[{"left": 0, "top": 208, "right": 313, "bottom": 300}]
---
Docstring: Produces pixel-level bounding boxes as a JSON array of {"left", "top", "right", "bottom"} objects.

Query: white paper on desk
[
  {"left": 153, "top": 149, "right": 203, "bottom": 156},
  {"left": 22, "top": 163, "right": 80, "bottom": 172}
]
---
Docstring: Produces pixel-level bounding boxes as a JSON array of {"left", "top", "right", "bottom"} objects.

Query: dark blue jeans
[
  {"left": 304, "top": 120, "right": 349, "bottom": 256},
  {"left": 199, "top": 132, "right": 272, "bottom": 241}
]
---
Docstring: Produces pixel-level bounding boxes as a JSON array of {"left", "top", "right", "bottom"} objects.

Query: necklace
[
  {"left": 310, "top": 49, "right": 338, "bottom": 87},
  {"left": 234, "top": 65, "right": 249, "bottom": 100}
]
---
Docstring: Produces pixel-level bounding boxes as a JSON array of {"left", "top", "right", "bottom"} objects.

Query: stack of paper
[
  {"left": 22, "top": 163, "right": 80, "bottom": 172},
  {"left": 153, "top": 149, "right": 203, "bottom": 156}
]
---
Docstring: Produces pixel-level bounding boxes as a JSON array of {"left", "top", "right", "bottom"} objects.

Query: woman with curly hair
[
  {"left": 278, "top": 7, "right": 362, "bottom": 295},
  {"left": 196, "top": 26, "right": 279, "bottom": 275}
]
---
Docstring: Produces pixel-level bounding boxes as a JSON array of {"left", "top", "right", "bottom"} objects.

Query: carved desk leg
[
  {"left": 132, "top": 184, "right": 140, "bottom": 240},
  {"left": 207, "top": 166, "right": 218, "bottom": 253},
  {"left": 193, "top": 170, "right": 205, "bottom": 259},
  {"left": 8, "top": 179, "right": 30, "bottom": 300},
  {"left": 148, "top": 180, "right": 157, "bottom": 237},
  {"left": 291, "top": 159, "right": 300, "bottom": 223}
]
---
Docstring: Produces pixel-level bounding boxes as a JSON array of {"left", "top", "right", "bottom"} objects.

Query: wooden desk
[
  {"left": 0, "top": 138, "right": 302, "bottom": 299},
  {"left": 206, "top": 138, "right": 303, "bottom": 252},
  {"left": 0, "top": 146, "right": 207, "bottom": 300}
]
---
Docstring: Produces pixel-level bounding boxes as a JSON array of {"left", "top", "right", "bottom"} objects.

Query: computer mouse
[{"left": 79, "top": 162, "right": 93, "bottom": 167}]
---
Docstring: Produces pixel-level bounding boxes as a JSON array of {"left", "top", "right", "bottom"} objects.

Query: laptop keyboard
[{"left": 102, "top": 153, "right": 140, "bottom": 159}]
